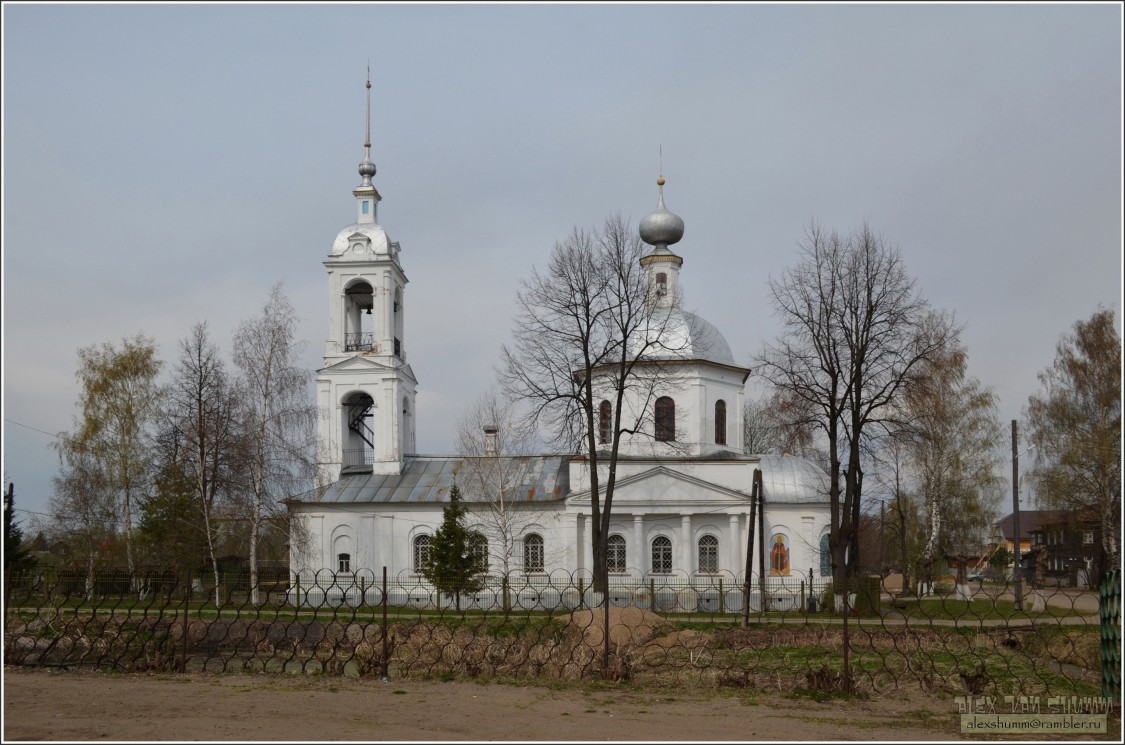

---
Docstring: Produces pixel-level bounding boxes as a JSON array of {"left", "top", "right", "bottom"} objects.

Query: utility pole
[
  {"left": 1012, "top": 420, "right": 1022, "bottom": 611},
  {"left": 879, "top": 499, "right": 886, "bottom": 578}
]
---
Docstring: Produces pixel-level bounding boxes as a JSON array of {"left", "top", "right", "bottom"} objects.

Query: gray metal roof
[
  {"left": 632, "top": 308, "right": 740, "bottom": 368},
  {"left": 755, "top": 454, "right": 830, "bottom": 504},
  {"left": 310, "top": 455, "right": 570, "bottom": 505}
]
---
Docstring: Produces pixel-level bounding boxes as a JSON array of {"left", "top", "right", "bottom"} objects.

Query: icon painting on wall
[{"left": 770, "top": 533, "right": 790, "bottom": 576}]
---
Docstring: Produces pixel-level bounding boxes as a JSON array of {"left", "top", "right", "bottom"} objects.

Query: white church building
[{"left": 287, "top": 83, "right": 832, "bottom": 607}]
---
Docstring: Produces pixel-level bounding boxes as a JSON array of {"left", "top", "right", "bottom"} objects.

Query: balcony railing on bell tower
[
  {"left": 345, "top": 332, "right": 375, "bottom": 352},
  {"left": 343, "top": 449, "right": 374, "bottom": 469}
]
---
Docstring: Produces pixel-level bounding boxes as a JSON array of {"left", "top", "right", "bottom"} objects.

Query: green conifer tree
[
  {"left": 422, "top": 484, "right": 486, "bottom": 611},
  {"left": 4, "top": 483, "right": 36, "bottom": 575}
]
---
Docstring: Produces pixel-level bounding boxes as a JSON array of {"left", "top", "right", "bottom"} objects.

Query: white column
[
  {"left": 633, "top": 514, "right": 644, "bottom": 574},
  {"left": 360, "top": 515, "right": 375, "bottom": 571},
  {"left": 728, "top": 513, "right": 741, "bottom": 574},
  {"left": 681, "top": 514, "right": 693, "bottom": 574},
  {"left": 575, "top": 513, "right": 585, "bottom": 573},
  {"left": 383, "top": 270, "right": 393, "bottom": 350}
]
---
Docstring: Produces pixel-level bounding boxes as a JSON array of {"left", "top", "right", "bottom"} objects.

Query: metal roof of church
[
  {"left": 312, "top": 455, "right": 570, "bottom": 504},
  {"left": 755, "top": 454, "right": 830, "bottom": 504}
]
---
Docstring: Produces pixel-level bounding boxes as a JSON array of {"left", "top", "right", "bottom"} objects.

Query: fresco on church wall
[{"left": 769, "top": 533, "right": 790, "bottom": 576}]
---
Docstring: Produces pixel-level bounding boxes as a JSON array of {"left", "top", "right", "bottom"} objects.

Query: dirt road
[{"left": 3, "top": 667, "right": 967, "bottom": 741}]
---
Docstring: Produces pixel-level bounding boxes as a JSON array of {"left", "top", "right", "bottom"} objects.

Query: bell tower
[{"left": 316, "top": 73, "right": 417, "bottom": 482}]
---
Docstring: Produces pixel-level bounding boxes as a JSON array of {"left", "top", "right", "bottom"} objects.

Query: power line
[{"left": 4, "top": 419, "right": 65, "bottom": 440}]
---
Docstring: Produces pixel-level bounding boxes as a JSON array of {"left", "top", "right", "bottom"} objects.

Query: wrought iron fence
[{"left": 3, "top": 567, "right": 1112, "bottom": 699}]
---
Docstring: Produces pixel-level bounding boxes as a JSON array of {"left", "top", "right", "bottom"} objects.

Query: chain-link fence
[{"left": 3, "top": 567, "right": 1110, "bottom": 698}]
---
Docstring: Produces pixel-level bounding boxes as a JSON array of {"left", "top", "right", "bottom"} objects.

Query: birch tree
[
  {"left": 49, "top": 442, "right": 116, "bottom": 597},
  {"left": 232, "top": 283, "right": 317, "bottom": 606},
  {"left": 70, "top": 334, "right": 163, "bottom": 582},
  {"left": 899, "top": 334, "right": 1004, "bottom": 588},
  {"left": 1027, "top": 309, "right": 1121, "bottom": 581}
]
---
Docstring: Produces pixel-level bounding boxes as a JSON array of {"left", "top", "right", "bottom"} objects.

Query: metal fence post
[
  {"left": 602, "top": 585, "right": 610, "bottom": 677},
  {"left": 381, "top": 566, "right": 389, "bottom": 680},
  {"left": 181, "top": 578, "right": 190, "bottom": 674},
  {"left": 1100, "top": 569, "right": 1120, "bottom": 699}
]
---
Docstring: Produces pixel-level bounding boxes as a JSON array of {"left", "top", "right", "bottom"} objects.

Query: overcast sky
[{"left": 3, "top": 3, "right": 1122, "bottom": 527}]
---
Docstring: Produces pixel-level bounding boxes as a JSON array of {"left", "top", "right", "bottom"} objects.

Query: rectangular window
[
  {"left": 362, "top": 201, "right": 370, "bottom": 214},
  {"left": 1083, "top": 530, "right": 1094, "bottom": 544},
  {"left": 337, "top": 553, "right": 351, "bottom": 573}
]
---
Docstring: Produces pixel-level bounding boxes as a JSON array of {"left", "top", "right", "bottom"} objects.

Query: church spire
[
  {"left": 354, "top": 67, "right": 381, "bottom": 224},
  {"left": 638, "top": 162, "right": 684, "bottom": 307}
]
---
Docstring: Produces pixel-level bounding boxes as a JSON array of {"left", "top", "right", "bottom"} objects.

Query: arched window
[
  {"left": 470, "top": 533, "right": 489, "bottom": 572},
  {"left": 598, "top": 400, "right": 612, "bottom": 445},
  {"left": 819, "top": 534, "right": 831, "bottom": 576},
  {"left": 652, "top": 536, "right": 673, "bottom": 574},
  {"left": 337, "top": 553, "right": 351, "bottom": 573},
  {"left": 715, "top": 400, "right": 727, "bottom": 445},
  {"left": 524, "top": 534, "right": 544, "bottom": 573},
  {"left": 413, "top": 535, "right": 432, "bottom": 574},
  {"left": 655, "top": 396, "right": 676, "bottom": 442},
  {"left": 607, "top": 534, "right": 627, "bottom": 573},
  {"left": 655, "top": 272, "right": 668, "bottom": 296},
  {"left": 698, "top": 535, "right": 719, "bottom": 574}
]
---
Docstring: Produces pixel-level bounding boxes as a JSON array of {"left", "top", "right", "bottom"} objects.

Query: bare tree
[
  {"left": 68, "top": 334, "right": 163, "bottom": 582},
  {"left": 1027, "top": 308, "right": 1121, "bottom": 581},
  {"left": 899, "top": 332, "right": 1005, "bottom": 588},
  {"left": 232, "top": 283, "right": 318, "bottom": 605},
  {"left": 756, "top": 223, "right": 952, "bottom": 611},
  {"left": 869, "top": 431, "right": 923, "bottom": 595},
  {"left": 743, "top": 390, "right": 817, "bottom": 456},
  {"left": 453, "top": 388, "right": 563, "bottom": 606},
  {"left": 163, "top": 322, "right": 242, "bottom": 607},
  {"left": 501, "top": 214, "right": 684, "bottom": 594}
]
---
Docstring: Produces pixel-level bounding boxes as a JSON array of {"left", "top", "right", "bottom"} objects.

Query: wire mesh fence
[{"left": 3, "top": 567, "right": 1112, "bottom": 698}]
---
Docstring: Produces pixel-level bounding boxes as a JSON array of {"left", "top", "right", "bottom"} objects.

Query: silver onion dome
[
  {"left": 639, "top": 176, "right": 684, "bottom": 247},
  {"left": 358, "top": 156, "right": 377, "bottom": 183}
]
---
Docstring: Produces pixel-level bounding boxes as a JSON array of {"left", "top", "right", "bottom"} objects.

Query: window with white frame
[
  {"left": 337, "top": 553, "right": 351, "bottom": 573},
  {"left": 1083, "top": 530, "right": 1094, "bottom": 544}
]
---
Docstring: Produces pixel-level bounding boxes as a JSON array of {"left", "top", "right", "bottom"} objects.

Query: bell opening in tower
[{"left": 344, "top": 281, "right": 376, "bottom": 352}]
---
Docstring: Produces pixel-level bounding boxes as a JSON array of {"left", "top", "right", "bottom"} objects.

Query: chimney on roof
[{"left": 483, "top": 424, "right": 499, "bottom": 457}]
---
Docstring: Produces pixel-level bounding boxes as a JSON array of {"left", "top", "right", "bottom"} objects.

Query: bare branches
[
  {"left": 232, "top": 283, "right": 318, "bottom": 605},
  {"left": 500, "top": 214, "right": 683, "bottom": 593},
  {"left": 163, "top": 321, "right": 241, "bottom": 607},
  {"left": 756, "top": 221, "right": 954, "bottom": 607}
]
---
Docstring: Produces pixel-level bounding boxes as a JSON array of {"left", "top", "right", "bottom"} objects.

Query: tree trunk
[
  {"left": 202, "top": 506, "right": 221, "bottom": 609},
  {"left": 249, "top": 480, "right": 261, "bottom": 607}
]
